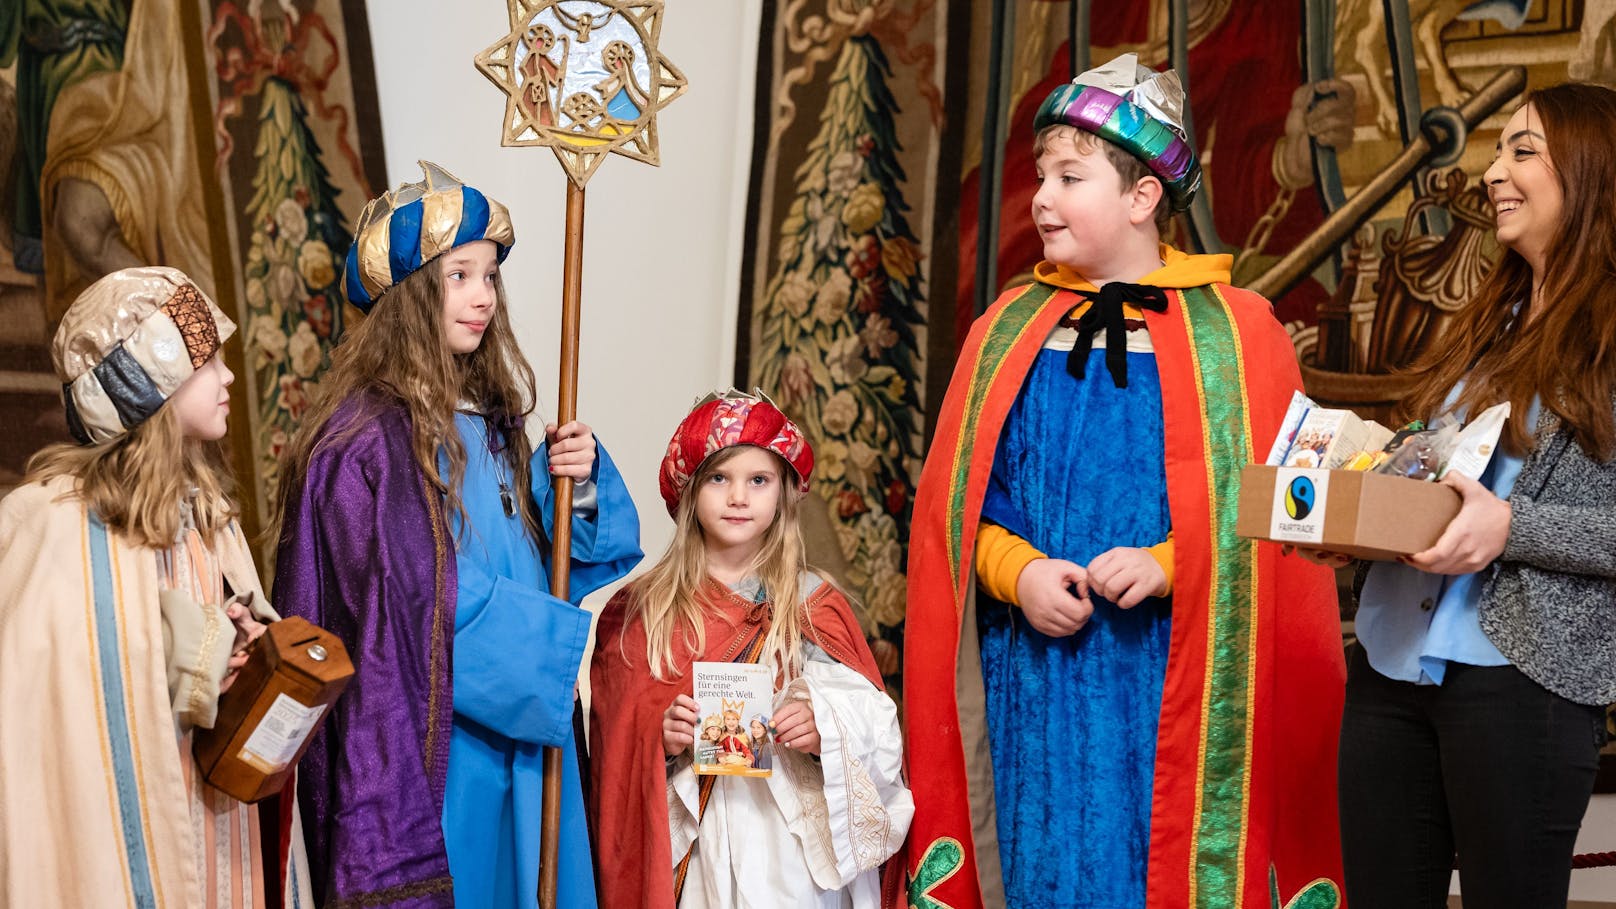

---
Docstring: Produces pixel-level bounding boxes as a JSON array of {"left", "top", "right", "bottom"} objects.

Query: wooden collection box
[{"left": 193, "top": 616, "right": 353, "bottom": 803}]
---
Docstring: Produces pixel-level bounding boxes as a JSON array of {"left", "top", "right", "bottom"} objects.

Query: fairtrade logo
[{"left": 1284, "top": 476, "right": 1316, "bottom": 520}]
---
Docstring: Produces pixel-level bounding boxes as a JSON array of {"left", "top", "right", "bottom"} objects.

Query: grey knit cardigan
[
  {"left": 1354, "top": 406, "right": 1616, "bottom": 705},
  {"left": 1476, "top": 407, "right": 1616, "bottom": 705}
]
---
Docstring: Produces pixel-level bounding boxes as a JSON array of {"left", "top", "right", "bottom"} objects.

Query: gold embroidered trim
[
  {"left": 422, "top": 475, "right": 449, "bottom": 778},
  {"left": 327, "top": 876, "right": 454, "bottom": 908},
  {"left": 188, "top": 595, "right": 224, "bottom": 719}
]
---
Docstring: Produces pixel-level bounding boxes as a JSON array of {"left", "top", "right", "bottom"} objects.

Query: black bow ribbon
[{"left": 1066, "top": 283, "right": 1170, "bottom": 388}]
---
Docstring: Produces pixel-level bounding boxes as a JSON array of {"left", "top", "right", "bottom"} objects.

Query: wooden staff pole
[{"left": 540, "top": 179, "right": 586, "bottom": 909}]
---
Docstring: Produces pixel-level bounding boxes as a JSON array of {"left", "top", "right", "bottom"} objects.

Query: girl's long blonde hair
[
  {"left": 25, "top": 407, "right": 235, "bottom": 549},
  {"left": 272, "top": 254, "right": 541, "bottom": 544},
  {"left": 628, "top": 446, "right": 811, "bottom": 681}
]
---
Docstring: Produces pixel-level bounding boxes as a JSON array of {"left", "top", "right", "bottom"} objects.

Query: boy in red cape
[{"left": 897, "top": 55, "right": 1345, "bottom": 909}]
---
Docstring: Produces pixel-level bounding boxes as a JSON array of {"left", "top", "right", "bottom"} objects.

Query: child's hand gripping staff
[{"left": 544, "top": 421, "right": 597, "bottom": 479}]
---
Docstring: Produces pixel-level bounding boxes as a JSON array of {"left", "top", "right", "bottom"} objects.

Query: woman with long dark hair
[{"left": 1320, "top": 83, "right": 1616, "bottom": 907}]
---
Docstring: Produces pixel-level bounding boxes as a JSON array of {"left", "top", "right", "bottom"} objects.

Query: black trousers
[{"left": 1338, "top": 643, "right": 1605, "bottom": 909}]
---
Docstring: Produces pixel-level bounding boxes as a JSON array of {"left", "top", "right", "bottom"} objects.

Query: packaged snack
[
  {"left": 1265, "top": 391, "right": 1315, "bottom": 466},
  {"left": 1374, "top": 421, "right": 1459, "bottom": 481},
  {"left": 1281, "top": 407, "right": 1393, "bottom": 470},
  {"left": 1341, "top": 450, "right": 1382, "bottom": 472},
  {"left": 1440, "top": 402, "right": 1511, "bottom": 480},
  {"left": 1381, "top": 421, "right": 1425, "bottom": 454}
]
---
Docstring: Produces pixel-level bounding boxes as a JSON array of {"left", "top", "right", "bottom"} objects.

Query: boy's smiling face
[{"left": 1031, "top": 129, "right": 1153, "bottom": 278}]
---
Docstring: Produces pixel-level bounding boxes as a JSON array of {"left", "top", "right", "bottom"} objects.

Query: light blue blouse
[{"left": 1356, "top": 396, "right": 1540, "bottom": 684}]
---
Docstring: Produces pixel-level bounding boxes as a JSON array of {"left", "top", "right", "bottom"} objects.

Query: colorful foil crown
[
  {"left": 343, "top": 160, "right": 516, "bottom": 312},
  {"left": 53, "top": 266, "right": 237, "bottom": 444},
  {"left": 1033, "top": 53, "right": 1202, "bottom": 211},
  {"left": 658, "top": 388, "right": 814, "bottom": 515}
]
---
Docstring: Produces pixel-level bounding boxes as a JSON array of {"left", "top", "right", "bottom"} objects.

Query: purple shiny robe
[{"left": 274, "top": 395, "right": 457, "bottom": 907}]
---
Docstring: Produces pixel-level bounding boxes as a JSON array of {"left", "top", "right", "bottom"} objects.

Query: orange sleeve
[
  {"left": 974, "top": 523, "right": 1047, "bottom": 606},
  {"left": 1145, "top": 533, "right": 1175, "bottom": 596}
]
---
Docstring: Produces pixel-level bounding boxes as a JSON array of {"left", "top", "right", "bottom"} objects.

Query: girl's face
[
  {"left": 167, "top": 355, "right": 234, "bottom": 440},
  {"left": 750, "top": 720, "right": 767, "bottom": 739},
  {"left": 439, "top": 239, "right": 501, "bottom": 355},
  {"left": 694, "top": 446, "right": 782, "bottom": 563},
  {"left": 1484, "top": 104, "right": 1563, "bottom": 273}
]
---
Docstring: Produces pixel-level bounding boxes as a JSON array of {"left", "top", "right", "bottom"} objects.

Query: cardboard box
[{"left": 1235, "top": 465, "right": 1461, "bottom": 560}]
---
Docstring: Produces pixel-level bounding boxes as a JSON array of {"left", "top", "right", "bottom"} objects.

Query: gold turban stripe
[{"left": 343, "top": 161, "right": 516, "bottom": 312}]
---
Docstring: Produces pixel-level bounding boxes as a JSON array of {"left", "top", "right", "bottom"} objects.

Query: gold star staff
[{"left": 475, "top": 3, "right": 685, "bottom": 906}]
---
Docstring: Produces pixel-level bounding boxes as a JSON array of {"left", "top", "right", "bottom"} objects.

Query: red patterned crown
[{"left": 658, "top": 388, "right": 813, "bottom": 515}]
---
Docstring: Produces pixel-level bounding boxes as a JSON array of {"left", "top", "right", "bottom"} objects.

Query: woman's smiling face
[{"left": 1484, "top": 103, "right": 1564, "bottom": 274}]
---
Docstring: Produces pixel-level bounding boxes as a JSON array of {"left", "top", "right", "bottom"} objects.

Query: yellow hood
[{"left": 1032, "top": 245, "right": 1232, "bottom": 293}]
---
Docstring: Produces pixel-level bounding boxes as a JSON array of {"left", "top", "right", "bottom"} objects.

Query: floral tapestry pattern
[
  {"left": 743, "top": 0, "right": 951, "bottom": 689},
  {"left": 0, "top": 0, "right": 382, "bottom": 518},
  {"left": 236, "top": 78, "right": 350, "bottom": 500},
  {"left": 209, "top": 2, "right": 382, "bottom": 515},
  {"left": 754, "top": 33, "right": 925, "bottom": 635}
]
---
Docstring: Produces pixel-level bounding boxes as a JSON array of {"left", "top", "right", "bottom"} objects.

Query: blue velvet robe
[
  {"left": 977, "top": 343, "right": 1172, "bottom": 909},
  {"left": 441, "top": 413, "right": 641, "bottom": 908}
]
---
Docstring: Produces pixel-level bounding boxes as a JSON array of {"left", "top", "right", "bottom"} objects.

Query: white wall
[{"left": 365, "top": 0, "right": 763, "bottom": 582}]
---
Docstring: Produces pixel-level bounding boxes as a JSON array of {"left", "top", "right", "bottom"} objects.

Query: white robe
[{"left": 668, "top": 644, "right": 912, "bottom": 909}]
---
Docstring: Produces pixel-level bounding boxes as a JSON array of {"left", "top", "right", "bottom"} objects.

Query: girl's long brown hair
[
  {"left": 625, "top": 447, "right": 812, "bottom": 681},
  {"left": 273, "top": 254, "right": 541, "bottom": 544},
  {"left": 1399, "top": 83, "right": 1616, "bottom": 459},
  {"left": 25, "top": 408, "right": 235, "bottom": 549}
]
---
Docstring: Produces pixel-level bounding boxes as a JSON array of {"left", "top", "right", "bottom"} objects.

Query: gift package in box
[{"left": 1235, "top": 394, "right": 1508, "bottom": 560}]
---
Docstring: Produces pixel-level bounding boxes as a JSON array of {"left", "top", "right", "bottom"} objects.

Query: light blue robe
[{"left": 440, "top": 413, "right": 642, "bottom": 908}]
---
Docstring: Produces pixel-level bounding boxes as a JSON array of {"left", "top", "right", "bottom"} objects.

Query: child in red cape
[
  {"left": 588, "top": 389, "right": 912, "bottom": 908},
  {"left": 896, "top": 55, "right": 1345, "bottom": 909}
]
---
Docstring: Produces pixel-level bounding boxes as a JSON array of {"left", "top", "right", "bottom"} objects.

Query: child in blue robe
[{"left": 274, "top": 161, "right": 642, "bottom": 908}]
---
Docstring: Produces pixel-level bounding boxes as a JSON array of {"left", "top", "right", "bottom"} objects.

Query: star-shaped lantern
[{"left": 476, "top": 0, "right": 686, "bottom": 186}]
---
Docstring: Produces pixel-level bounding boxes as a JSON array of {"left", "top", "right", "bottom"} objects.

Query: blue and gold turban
[
  {"left": 343, "top": 161, "right": 516, "bottom": 312},
  {"left": 1032, "top": 53, "right": 1202, "bottom": 211}
]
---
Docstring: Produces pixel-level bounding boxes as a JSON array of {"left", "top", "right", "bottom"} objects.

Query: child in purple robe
[{"left": 271, "top": 162, "right": 641, "bottom": 908}]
